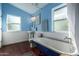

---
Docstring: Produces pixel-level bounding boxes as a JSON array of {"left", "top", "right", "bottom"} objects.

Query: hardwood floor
[{"left": 0, "top": 41, "right": 45, "bottom": 56}]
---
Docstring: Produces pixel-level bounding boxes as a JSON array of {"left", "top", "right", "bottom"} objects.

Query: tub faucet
[{"left": 64, "top": 36, "right": 72, "bottom": 44}]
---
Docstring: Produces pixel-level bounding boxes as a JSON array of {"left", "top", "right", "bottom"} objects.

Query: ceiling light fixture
[
  {"left": 31, "top": 16, "right": 36, "bottom": 22},
  {"left": 32, "top": 3, "right": 39, "bottom": 8}
]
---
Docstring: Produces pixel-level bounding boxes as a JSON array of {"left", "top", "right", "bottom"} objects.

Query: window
[
  {"left": 53, "top": 5, "right": 68, "bottom": 33},
  {"left": 7, "top": 15, "right": 21, "bottom": 32}
]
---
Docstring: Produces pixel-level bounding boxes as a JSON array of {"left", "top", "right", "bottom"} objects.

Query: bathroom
[{"left": 0, "top": 3, "right": 79, "bottom": 56}]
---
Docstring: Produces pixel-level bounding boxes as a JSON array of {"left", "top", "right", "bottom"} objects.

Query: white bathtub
[{"left": 33, "top": 37, "right": 76, "bottom": 55}]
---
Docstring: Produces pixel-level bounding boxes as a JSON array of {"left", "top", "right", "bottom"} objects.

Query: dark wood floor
[{"left": 0, "top": 41, "right": 45, "bottom": 56}]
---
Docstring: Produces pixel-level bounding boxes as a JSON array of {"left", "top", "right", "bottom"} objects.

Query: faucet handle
[
  {"left": 64, "top": 36, "right": 71, "bottom": 40},
  {"left": 64, "top": 36, "right": 72, "bottom": 44}
]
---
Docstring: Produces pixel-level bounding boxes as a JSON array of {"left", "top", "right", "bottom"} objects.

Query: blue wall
[
  {"left": 2, "top": 3, "right": 32, "bottom": 32},
  {"left": 34, "top": 3, "right": 61, "bottom": 32},
  {"left": 2, "top": 3, "right": 61, "bottom": 32},
  {"left": 0, "top": 4, "right": 2, "bottom": 16}
]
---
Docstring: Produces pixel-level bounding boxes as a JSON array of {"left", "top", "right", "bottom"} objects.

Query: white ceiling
[{"left": 10, "top": 3, "right": 48, "bottom": 14}]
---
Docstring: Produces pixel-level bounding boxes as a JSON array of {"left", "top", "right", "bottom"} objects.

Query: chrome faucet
[{"left": 64, "top": 36, "right": 72, "bottom": 44}]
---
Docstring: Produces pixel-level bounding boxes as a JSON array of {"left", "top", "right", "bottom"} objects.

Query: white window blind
[
  {"left": 53, "top": 6, "right": 68, "bottom": 32},
  {"left": 7, "top": 15, "right": 21, "bottom": 32}
]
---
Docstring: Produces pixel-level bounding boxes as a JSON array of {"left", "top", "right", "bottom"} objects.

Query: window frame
[
  {"left": 6, "top": 15, "right": 21, "bottom": 32},
  {"left": 52, "top": 4, "right": 68, "bottom": 33}
]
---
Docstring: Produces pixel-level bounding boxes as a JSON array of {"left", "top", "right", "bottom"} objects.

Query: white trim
[{"left": 52, "top": 3, "right": 67, "bottom": 11}]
